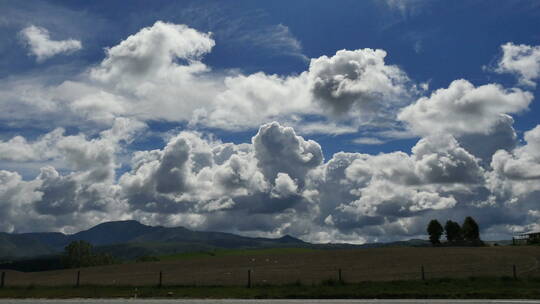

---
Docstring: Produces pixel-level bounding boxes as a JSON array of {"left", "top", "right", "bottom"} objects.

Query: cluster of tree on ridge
[{"left": 427, "top": 216, "right": 481, "bottom": 246}]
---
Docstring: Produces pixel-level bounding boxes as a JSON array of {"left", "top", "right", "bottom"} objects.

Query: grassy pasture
[
  {"left": 2, "top": 246, "right": 540, "bottom": 287},
  {"left": 3, "top": 278, "right": 540, "bottom": 299}
]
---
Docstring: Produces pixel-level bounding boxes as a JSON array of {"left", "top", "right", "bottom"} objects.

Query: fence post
[
  {"left": 513, "top": 264, "right": 517, "bottom": 280},
  {"left": 421, "top": 265, "right": 425, "bottom": 281},
  {"left": 1, "top": 271, "right": 5, "bottom": 288},
  {"left": 338, "top": 268, "right": 343, "bottom": 284},
  {"left": 159, "top": 270, "right": 163, "bottom": 287},
  {"left": 75, "top": 270, "right": 80, "bottom": 287},
  {"left": 247, "top": 269, "right": 251, "bottom": 288}
]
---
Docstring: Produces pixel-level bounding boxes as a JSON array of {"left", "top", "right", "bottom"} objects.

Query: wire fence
[{"left": 0, "top": 261, "right": 537, "bottom": 288}]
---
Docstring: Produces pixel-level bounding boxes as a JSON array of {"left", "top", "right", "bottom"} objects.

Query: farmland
[
  {"left": 2, "top": 246, "right": 540, "bottom": 287},
  {"left": 3, "top": 278, "right": 540, "bottom": 299}
]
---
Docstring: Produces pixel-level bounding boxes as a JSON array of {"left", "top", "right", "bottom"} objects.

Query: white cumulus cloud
[
  {"left": 309, "top": 49, "right": 411, "bottom": 117},
  {"left": 20, "top": 25, "right": 82, "bottom": 62},
  {"left": 5, "top": 22, "right": 418, "bottom": 136},
  {"left": 495, "top": 42, "right": 540, "bottom": 87},
  {"left": 398, "top": 79, "right": 532, "bottom": 136}
]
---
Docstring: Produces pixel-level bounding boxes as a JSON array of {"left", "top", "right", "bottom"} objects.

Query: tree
[
  {"left": 62, "top": 240, "right": 94, "bottom": 268},
  {"left": 462, "top": 216, "right": 480, "bottom": 241},
  {"left": 62, "top": 240, "right": 116, "bottom": 268},
  {"left": 445, "top": 220, "right": 463, "bottom": 242},
  {"left": 427, "top": 219, "right": 444, "bottom": 245}
]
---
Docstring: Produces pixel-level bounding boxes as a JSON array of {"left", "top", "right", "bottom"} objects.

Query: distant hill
[
  {"left": 0, "top": 233, "right": 57, "bottom": 259},
  {"left": 0, "top": 220, "right": 308, "bottom": 260},
  {"left": 0, "top": 220, "right": 431, "bottom": 262}
]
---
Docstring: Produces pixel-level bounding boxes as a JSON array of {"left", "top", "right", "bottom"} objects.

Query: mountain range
[
  {"left": 0, "top": 220, "right": 310, "bottom": 260},
  {"left": 0, "top": 220, "right": 431, "bottom": 261}
]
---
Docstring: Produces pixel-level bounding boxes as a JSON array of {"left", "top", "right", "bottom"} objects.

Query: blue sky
[{"left": 1, "top": 0, "right": 540, "bottom": 243}]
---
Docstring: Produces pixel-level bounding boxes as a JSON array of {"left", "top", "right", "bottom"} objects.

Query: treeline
[
  {"left": 427, "top": 216, "right": 481, "bottom": 246},
  {"left": 0, "top": 240, "right": 117, "bottom": 272}
]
